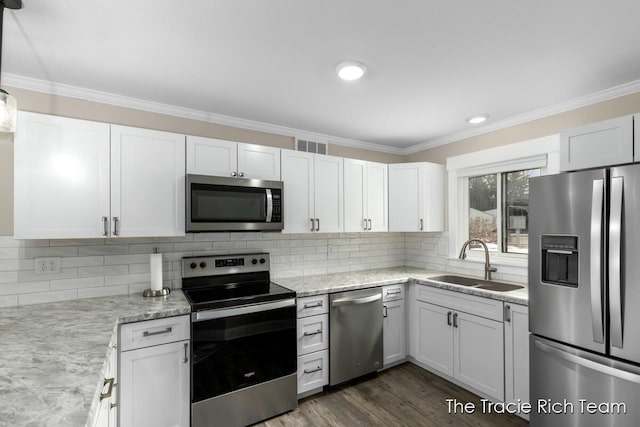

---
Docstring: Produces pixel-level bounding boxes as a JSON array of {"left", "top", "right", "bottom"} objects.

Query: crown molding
[
  {"left": 5, "top": 72, "right": 640, "bottom": 157},
  {"left": 403, "top": 78, "right": 640, "bottom": 154},
  {"left": 2, "top": 73, "right": 405, "bottom": 155}
]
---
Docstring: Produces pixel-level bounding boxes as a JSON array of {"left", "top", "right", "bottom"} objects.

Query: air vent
[{"left": 295, "top": 138, "right": 328, "bottom": 155}]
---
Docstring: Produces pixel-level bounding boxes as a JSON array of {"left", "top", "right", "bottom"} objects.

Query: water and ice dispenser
[{"left": 541, "top": 235, "right": 579, "bottom": 287}]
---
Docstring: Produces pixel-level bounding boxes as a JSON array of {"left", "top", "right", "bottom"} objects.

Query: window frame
[{"left": 446, "top": 135, "right": 561, "bottom": 270}]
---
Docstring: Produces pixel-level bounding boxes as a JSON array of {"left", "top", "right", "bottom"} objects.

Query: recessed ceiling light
[
  {"left": 466, "top": 114, "right": 489, "bottom": 124},
  {"left": 336, "top": 61, "right": 366, "bottom": 81}
]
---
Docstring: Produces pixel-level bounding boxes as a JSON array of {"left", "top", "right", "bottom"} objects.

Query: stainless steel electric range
[{"left": 181, "top": 253, "right": 297, "bottom": 427}]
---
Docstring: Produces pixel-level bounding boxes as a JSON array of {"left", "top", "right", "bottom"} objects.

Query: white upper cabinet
[
  {"left": 14, "top": 112, "right": 185, "bottom": 239},
  {"left": 186, "top": 136, "right": 281, "bottom": 180},
  {"left": 388, "top": 162, "right": 444, "bottom": 232},
  {"left": 111, "top": 126, "right": 185, "bottom": 237},
  {"left": 14, "top": 112, "right": 110, "bottom": 239},
  {"left": 344, "top": 159, "right": 388, "bottom": 232},
  {"left": 281, "top": 149, "right": 343, "bottom": 233},
  {"left": 560, "top": 115, "right": 634, "bottom": 171}
]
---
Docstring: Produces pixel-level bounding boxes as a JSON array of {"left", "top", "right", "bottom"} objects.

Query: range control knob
[
  {"left": 200, "top": 262, "right": 207, "bottom": 268},
  {"left": 251, "top": 259, "right": 258, "bottom": 265},
  {"left": 190, "top": 262, "right": 197, "bottom": 269},
  {"left": 259, "top": 258, "right": 266, "bottom": 264}
]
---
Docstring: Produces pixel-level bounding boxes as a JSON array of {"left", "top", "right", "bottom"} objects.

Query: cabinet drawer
[
  {"left": 297, "top": 349, "right": 329, "bottom": 395},
  {"left": 382, "top": 284, "right": 404, "bottom": 302},
  {"left": 297, "top": 295, "right": 328, "bottom": 317},
  {"left": 297, "top": 314, "right": 328, "bottom": 356},
  {"left": 120, "top": 315, "right": 189, "bottom": 352},
  {"left": 416, "top": 285, "right": 503, "bottom": 321}
]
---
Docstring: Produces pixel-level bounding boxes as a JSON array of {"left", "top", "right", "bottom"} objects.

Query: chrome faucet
[{"left": 458, "top": 239, "right": 497, "bottom": 281}]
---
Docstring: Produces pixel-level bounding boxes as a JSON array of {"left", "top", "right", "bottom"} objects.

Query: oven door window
[
  {"left": 191, "top": 184, "right": 267, "bottom": 222},
  {"left": 192, "top": 305, "right": 296, "bottom": 402}
]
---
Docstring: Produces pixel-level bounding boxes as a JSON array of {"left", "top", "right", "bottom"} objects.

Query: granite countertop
[
  {"left": 0, "top": 291, "right": 190, "bottom": 427},
  {"left": 276, "top": 267, "right": 529, "bottom": 305}
]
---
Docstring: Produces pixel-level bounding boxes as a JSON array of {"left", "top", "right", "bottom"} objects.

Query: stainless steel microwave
[{"left": 186, "top": 174, "right": 283, "bottom": 232}]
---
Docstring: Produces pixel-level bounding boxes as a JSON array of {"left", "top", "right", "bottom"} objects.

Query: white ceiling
[{"left": 4, "top": 0, "right": 640, "bottom": 152}]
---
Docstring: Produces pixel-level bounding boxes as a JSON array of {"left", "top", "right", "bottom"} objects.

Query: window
[{"left": 467, "top": 168, "right": 540, "bottom": 255}]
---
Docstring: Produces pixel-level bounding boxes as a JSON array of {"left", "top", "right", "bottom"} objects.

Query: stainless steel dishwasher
[{"left": 329, "top": 287, "right": 383, "bottom": 386}]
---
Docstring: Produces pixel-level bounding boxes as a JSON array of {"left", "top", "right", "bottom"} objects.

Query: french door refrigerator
[{"left": 529, "top": 165, "right": 640, "bottom": 427}]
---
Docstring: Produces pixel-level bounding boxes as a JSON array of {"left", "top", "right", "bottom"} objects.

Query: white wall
[{"left": 0, "top": 232, "right": 406, "bottom": 307}]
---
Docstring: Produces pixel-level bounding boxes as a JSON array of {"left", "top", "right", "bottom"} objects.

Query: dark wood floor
[{"left": 256, "top": 363, "right": 528, "bottom": 427}]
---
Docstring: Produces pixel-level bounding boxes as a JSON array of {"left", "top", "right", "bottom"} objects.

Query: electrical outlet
[{"left": 35, "top": 257, "right": 61, "bottom": 275}]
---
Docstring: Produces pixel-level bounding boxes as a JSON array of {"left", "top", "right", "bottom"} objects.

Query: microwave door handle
[
  {"left": 590, "top": 179, "right": 605, "bottom": 344},
  {"left": 610, "top": 176, "right": 623, "bottom": 348},
  {"left": 266, "top": 189, "right": 273, "bottom": 223}
]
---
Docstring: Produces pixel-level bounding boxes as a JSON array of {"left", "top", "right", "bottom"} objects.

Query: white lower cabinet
[
  {"left": 296, "top": 295, "right": 329, "bottom": 396},
  {"left": 118, "top": 315, "right": 190, "bottom": 427},
  {"left": 504, "top": 303, "right": 530, "bottom": 419},
  {"left": 382, "top": 284, "right": 406, "bottom": 367},
  {"left": 412, "top": 286, "right": 505, "bottom": 401}
]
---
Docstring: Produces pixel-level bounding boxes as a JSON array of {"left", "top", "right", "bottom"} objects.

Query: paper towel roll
[{"left": 150, "top": 253, "right": 163, "bottom": 292}]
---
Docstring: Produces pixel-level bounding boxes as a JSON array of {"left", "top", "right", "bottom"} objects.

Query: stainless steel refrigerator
[{"left": 529, "top": 165, "right": 640, "bottom": 427}]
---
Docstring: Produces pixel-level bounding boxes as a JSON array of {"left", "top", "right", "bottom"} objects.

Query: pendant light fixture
[{"left": 0, "top": 0, "right": 22, "bottom": 133}]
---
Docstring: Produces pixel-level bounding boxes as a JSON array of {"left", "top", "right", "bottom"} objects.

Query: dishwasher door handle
[{"left": 331, "top": 293, "right": 381, "bottom": 307}]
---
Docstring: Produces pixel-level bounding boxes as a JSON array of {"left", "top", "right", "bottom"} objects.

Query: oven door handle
[{"left": 192, "top": 298, "right": 296, "bottom": 322}]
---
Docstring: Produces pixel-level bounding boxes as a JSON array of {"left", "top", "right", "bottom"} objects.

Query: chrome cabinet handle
[
  {"left": 386, "top": 289, "right": 401, "bottom": 295},
  {"left": 447, "top": 311, "right": 452, "bottom": 326},
  {"left": 303, "top": 329, "right": 322, "bottom": 336},
  {"left": 504, "top": 305, "right": 511, "bottom": 322},
  {"left": 100, "top": 377, "right": 115, "bottom": 401},
  {"left": 310, "top": 218, "right": 316, "bottom": 232},
  {"left": 303, "top": 366, "right": 322, "bottom": 374},
  {"left": 101, "top": 216, "right": 108, "bottom": 237},
  {"left": 363, "top": 219, "right": 368, "bottom": 230},
  {"left": 590, "top": 179, "right": 605, "bottom": 344},
  {"left": 419, "top": 218, "right": 424, "bottom": 231},
  {"left": 453, "top": 313, "right": 458, "bottom": 328},
  {"left": 303, "top": 301, "right": 323, "bottom": 309},
  {"left": 383, "top": 305, "right": 388, "bottom": 318},
  {"left": 368, "top": 219, "right": 372, "bottom": 230},
  {"left": 239, "top": 172, "right": 245, "bottom": 177},
  {"left": 142, "top": 326, "right": 172, "bottom": 337},
  {"left": 316, "top": 218, "right": 320, "bottom": 232},
  {"left": 112, "top": 217, "right": 119, "bottom": 236},
  {"left": 182, "top": 342, "right": 189, "bottom": 363},
  {"left": 231, "top": 171, "right": 237, "bottom": 177},
  {"left": 610, "top": 176, "right": 623, "bottom": 348}
]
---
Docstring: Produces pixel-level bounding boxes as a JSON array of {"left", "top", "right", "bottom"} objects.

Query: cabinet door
[
  {"left": 415, "top": 301, "right": 454, "bottom": 376},
  {"left": 366, "top": 161, "right": 388, "bottom": 232},
  {"left": 560, "top": 115, "right": 633, "bottom": 171},
  {"left": 314, "top": 155, "right": 344, "bottom": 233},
  {"left": 111, "top": 126, "right": 185, "bottom": 237},
  {"left": 504, "top": 303, "right": 529, "bottom": 412},
  {"left": 237, "top": 143, "right": 281, "bottom": 180},
  {"left": 186, "top": 136, "right": 237, "bottom": 177},
  {"left": 454, "top": 311, "right": 504, "bottom": 400},
  {"left": 281, "top": 149, "right": 315, "bottom": 233},
  {"left": 343, "top": 158, "right": 367, "bottom": 232},
  {"left": 14, "top": 112, "right": 110, "bottom": 238},
  {"left": 421, "top": 162, "right": 444, "bottom": 232},
  {"left": 119, "top": 340, "right": 190, "bottom": 427},
  {"left": 383, "top": 299, "right": 406, "bottom": 366},
  {"left": 388, "top": 163, "right": 423, "bottom": 232}
]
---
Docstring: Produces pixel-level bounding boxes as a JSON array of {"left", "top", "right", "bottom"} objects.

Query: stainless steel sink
[{"left": 428, "top": 275, "right": 524, "bottom": 292}]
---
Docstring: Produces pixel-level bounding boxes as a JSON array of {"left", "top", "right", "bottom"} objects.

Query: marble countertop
[
  {"left": 276, "top": 267, "right": 529, "bottom": 305},
  {"left": 0, "top": 291, "right": 190, "bottom": 427}
]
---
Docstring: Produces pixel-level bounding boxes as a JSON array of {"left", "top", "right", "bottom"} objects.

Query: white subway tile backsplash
[
  {"left": 78, "top": 285, "right": 130, "bottom": 299},
  {"left": 79, "top": 245, "right": 129, "bottom": 256},
  {"left": 50, "top": 277, "right": 104, "bottom": 291},
  {"left": 0, "top": 295, "right": 17, "bottom": 308},
  {"left": 78, "top": 265, "right": 129, "bottom": 278},
  {"left": 18, "top": 289, "right": 78, "bottom": 306}
]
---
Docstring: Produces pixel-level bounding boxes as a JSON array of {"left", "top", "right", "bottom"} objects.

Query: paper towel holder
[{"left": 143, "top": 247, "right": 171, "bottom": 298}]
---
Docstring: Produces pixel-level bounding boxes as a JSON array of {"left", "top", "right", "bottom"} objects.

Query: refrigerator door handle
[
  {"left": 610, "top": 176, "right": 624, "bottom": 349},
  {"left": 535, "top": 338, "right": 640, "bottom": 384},
  {"left": 590, "top": 179, "right": 605, "bottom": 344}
]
